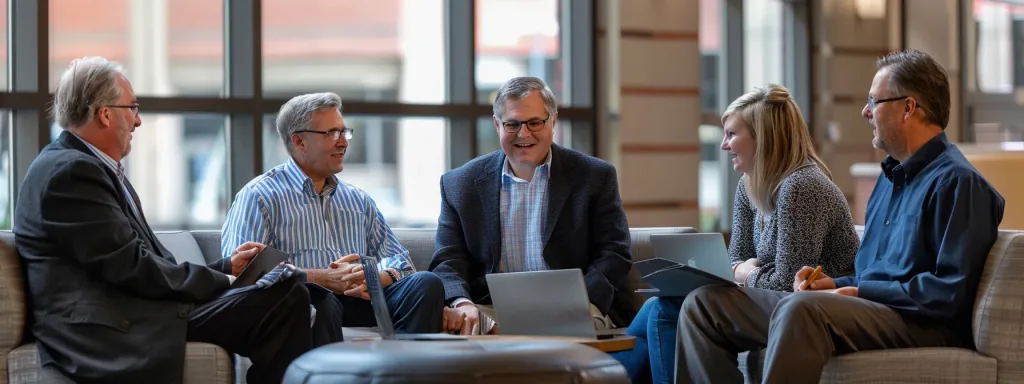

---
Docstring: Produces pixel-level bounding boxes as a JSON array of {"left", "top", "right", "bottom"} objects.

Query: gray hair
[
  {"left": 492, "top": 77, "right": 558, "bottom": 120},
  {"left": 875, "top": 49, "right": 950, "bottom": 129},
  {"left": 275, "top": 92, "right": 343, "bottom": 154},
  {"left": 51, "top": 56, "right": 125, "bottom": 129}
]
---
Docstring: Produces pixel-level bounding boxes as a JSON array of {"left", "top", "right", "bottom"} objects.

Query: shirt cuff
[
  {"left": 833, "top": 276, "right": 856, "bottom": 288},
  {"left": 856, "top": 280, "right": 897, "bottom": 302},
  {"left": 450, "top": 297, "right": 473, "bottom": 308},
  {"left": 226, "top": 274, "right": 237, "bottom": 285}
]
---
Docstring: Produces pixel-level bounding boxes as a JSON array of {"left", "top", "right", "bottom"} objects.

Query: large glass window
[
  {"left": 743, "top": 0, "right": 785, "bottom": 89},
  {"left": 261, "top": 0, "right": 447, "bottom": 104},
  {"left": 0, "top": 0, "right": 7, "bottom": 91},
  {"left": 124, "top": 113, "right": 229, "bottom": 230},
  {"left": 0, "top": 110, "right": 10, "bottom": 230},
  {"left": 974, "top": 0, "right": 1022, "bottom": 93},
  {"left": 263, "top": 115, "right": 447, "bottom": 228},
  {"left": 699, "top": 0, "right": 723, "bottom": 232},
  {"left": 48, "top": 0, "right": 225, "bottom": 97},
  {"left": 475, "top": 0, "right": 564, "bottom": 104}
]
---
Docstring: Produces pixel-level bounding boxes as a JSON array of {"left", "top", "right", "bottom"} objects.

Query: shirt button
[
  {"left": 885, "top": 220, "right": 890, "bottom": 225},
  {"left": 120, "top": 320, "right": 131, "bottom": 331}
]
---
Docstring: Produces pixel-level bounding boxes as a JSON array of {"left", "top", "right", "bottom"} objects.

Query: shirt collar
[
  {"left": 881, "top": 132, "right": 951, "bottom": 183},
  {"left": 502, "top": 149, "right": 553, "bottom": 181},
  {"left": 72, "top": 132, "right": 124, "bottom": 175},
  {"left": 283, "top": 157, "right": 339, "bottom": 197}
]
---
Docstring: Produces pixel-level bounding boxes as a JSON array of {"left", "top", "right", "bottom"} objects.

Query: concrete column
[
  {"left": 903, "top": 0, "right": 961, "bottom": 141},
  {"left": 605, "top": 0, "right": 702, "bottom": 228},
  {"left": 397, "top": 0, "right": 446, "bottom": 226}
]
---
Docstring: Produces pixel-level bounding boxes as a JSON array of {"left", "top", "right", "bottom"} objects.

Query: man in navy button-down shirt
[{"left": 674, "top": 49, "right": 1005, "bottom": 384}]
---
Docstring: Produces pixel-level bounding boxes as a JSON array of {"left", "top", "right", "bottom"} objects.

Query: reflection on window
[
  {"left": 48, "top": 0, "right": 225, "bottom": 97},
  {"left": 974, "top": 0, "right": 1023, "bottom": 93},
  {"left": 262, "top": 115, "right": 446, "bottom": 228},
  {"left": 0, "top": 111, "right": 10, "bottom": 229},
  {"left": 743, "top": 0, "right": 784, "bottom": 89},
  {"left": 261, "top": 0, "right": 446, "bottom": 104},
  {"left": 476, "top": 0, "right": 564, "bottom": 104},
  {"left": 120, "top": 113, "right": 229, "bottom": 230}
]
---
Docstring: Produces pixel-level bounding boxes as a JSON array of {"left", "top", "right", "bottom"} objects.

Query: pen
[{"left": 800, "top": 265, "right": 822, "bottom": 291}]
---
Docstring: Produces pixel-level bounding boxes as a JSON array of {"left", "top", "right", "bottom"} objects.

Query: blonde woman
[{"left": 611, "top": 84, "right": 858, "bottom": 384}]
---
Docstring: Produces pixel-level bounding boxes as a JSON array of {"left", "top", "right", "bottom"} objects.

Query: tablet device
[{"left": 231, "top": 246, "right": 290, "bottom": 288}]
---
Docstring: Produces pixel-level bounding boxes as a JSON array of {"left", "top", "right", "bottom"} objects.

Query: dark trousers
[
  {"left": 334, "top": 271, "right": 445, "bottom": 333},
  {"left": 677, "top": 285, "right": 963, "bottom": 384},
  {"left": 186, "top": 277, "right": 345, "bottom": 384}
]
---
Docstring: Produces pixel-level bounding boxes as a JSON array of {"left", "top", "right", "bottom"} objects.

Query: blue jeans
[{"left": 610, "top": 297, "right": 683, "bottom": 384}]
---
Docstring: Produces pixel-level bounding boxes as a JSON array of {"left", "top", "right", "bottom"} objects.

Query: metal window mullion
[
  {"left": 8, "top": 0, "right": 48, "bottom": 214},
  {"left": 718, "top": 0, "right": 745, "bottom": 232},
  {"left": 445, "top": 0, "right": 476, "bottom": 169},
  {"left": 224, "top": 0, "right": 261, "bottom": 199},
  {"left": 564, "top": 0, "right": 596, "bottom": 155}
]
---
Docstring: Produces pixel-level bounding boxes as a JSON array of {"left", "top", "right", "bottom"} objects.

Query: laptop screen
[{"left": 359, "top": 255, "right": 396, "bottom": 338}]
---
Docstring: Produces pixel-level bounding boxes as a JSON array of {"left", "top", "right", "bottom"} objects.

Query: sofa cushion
[
  {"left": 390, "top": 228, "right": 438, "bottom": 271},
  {"left": 739, "top": 347, "right": 996, "bottom": 383},
  {"left": 155, "top": 231, "right": 207, "bottom": 266},
  {"left": 971, "top": 230, "right": 1024, "bottom": 381},
  {"left": 189, "top": 230, "right": 225, "bottom": 265},
  {"left": 8, "top": 342, "right": 232, "bottom": 384},
  {"left": 0, "top": 240, "right": 25, "bottom": 384}
]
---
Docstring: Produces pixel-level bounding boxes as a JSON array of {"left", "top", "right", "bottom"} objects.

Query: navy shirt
[{"left": 834, "top": 133, "right": 1004, "bottom": 326}]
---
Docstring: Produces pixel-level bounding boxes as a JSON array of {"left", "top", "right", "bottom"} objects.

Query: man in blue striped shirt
[{"left": 221, "top": 92, "right": 445, "bottom": 335}]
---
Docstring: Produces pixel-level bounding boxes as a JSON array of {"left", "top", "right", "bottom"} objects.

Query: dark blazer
[
  {"left": 13, "top": 131, "right": 232, "bottom": 383},
  {"left": 428, "top": 144, "right": 636, "bottom": 327}
]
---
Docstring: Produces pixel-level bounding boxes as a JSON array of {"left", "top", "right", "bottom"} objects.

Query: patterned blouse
[{"left": 728, "top": 163, "right": 860, "bottom": 291}]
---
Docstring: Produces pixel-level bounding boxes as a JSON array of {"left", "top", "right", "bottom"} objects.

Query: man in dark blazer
[
  {"left": 13, "top": 56, "right": 344, "bottom": 384},
  {"left": 429, "top": 77, "right": 634, "bottom": 334}
]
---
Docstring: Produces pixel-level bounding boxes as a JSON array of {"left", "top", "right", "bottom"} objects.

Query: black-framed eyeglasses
[
  {"left": 294, "top": 128, "right": 354, "bottom": 141},
  {"left": 106, "top": 104, "right": 140, "bottom": 117},
  {"left": 867, "top": 96, "right": 911, "bottom": 111},
  {"left": 501, "top": 119, "right": 548, "bottom": 133}
]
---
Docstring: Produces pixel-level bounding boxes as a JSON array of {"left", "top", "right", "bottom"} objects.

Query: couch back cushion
[
  {"left": 972, "top": 230, "right": 1024, "bottom": 381},
  {"left": 154, "top": 231, "right": 207, "bottom": 265},
  {"left": 0, "top": 232, "right": 25, "bottom": 383},
  {"left": 390, "top": 229, "right": 441, "bottom": 270}
]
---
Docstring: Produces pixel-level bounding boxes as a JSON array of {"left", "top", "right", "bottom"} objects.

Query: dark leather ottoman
[{"left": 282, "top": 339, "right": 629, "bottom": 383}]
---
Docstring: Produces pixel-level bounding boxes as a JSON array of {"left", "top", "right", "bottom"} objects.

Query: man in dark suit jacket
[
  {"left": 429, "top": 77, "right": 634, "bottom": 334},
  {"left": 13, "top": 56, "right": 344, "bottom": 384}
]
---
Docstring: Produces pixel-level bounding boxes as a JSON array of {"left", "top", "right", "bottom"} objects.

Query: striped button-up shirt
[
  {"left": 498, "top": 151, "right": 552, "bottom": 272},
  {"left": 220, "top": 158, "right": 415, "bottom": 278},
  {"left": 74, "top": 134, "right": 141, "bottom": 220}
]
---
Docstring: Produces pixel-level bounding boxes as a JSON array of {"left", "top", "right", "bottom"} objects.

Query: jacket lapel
[
  {"left": 58, "top": 132, "right": 166, "bottom": 258},
  {"left": 542, "top": 145, "right": 575, "bottom": 246},
  {"left": 475, "top": 153, "right": 504, "bottom": 272}
]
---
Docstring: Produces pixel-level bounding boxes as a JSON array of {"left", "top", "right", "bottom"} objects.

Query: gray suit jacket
[
  {"left": 13, "top": 131, "right": 232, "bottom": 383},
  {"left": 428, "top": 145, "right": 636, "bottom": 327}
]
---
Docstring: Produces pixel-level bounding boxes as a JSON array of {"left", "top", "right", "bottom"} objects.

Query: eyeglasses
[
  {"left": 106, "top": 104, "right": 140, "bottom": 117},
  {"left": 500, "top": 119, "right": 549, "bottom": 133},
  {"left": 294, "top": 128, "right": 354, "bottom": 141},
  {"left": 867, "top": 96, "right": 910, "bottom": 111}
]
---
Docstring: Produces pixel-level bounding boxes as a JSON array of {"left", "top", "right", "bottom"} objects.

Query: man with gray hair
[
  {"left": 428, "top": 76, "right": 635, "bottom": 335},
  {"left": 221, "top": 92, "right": 446, "bottom": 335},
  {"left": 13, "top": 56, "right": 337, "bottom": 384}
]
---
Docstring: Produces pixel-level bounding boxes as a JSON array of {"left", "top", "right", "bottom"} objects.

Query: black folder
[{"left": 635, "top": 258, "right": 737, "bottom": 297}]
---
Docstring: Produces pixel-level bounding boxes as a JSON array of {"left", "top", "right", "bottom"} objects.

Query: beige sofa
[
  {"left": 0, "top": 227, "right": 693, "bottom": 384},
  {"left": 737, "top": 227, "right": 1024, "bottom": 383}
]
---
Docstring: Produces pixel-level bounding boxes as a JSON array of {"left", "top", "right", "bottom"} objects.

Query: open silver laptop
[
  {"left": 486, "top": 269, "right": 620, "bottom": 340},
  {"left": 650, "top": 233, "right": 734, "bottom": 280},
  {"left": 360, "top": 256, "right": 466, "bottom": 341}
]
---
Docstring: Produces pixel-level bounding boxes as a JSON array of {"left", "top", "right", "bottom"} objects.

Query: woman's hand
[{"left": 733, "top": 258, "right": 762, "bottom": 284}]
